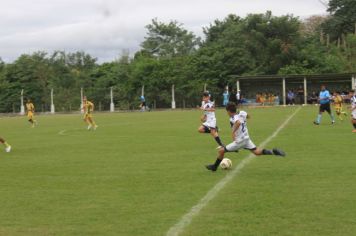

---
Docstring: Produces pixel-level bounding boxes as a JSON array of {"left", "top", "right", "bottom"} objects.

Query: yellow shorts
[
  {"left": 84, "top": 113, "right": 92, "bottom": 119},
  {"left": 335, "top": 107, "right": 342, "bottom": 113},
  {"left": 27, "top": 112, "right": 34, "bottom": 120}
]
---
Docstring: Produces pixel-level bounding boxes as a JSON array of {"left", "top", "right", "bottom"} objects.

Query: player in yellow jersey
[
  {"left": 333, "top": 92, "right": 347, "bottom": 120},
  {"left": 26, "top": 99, "right": 37, "bottom": 127},
  {"left": 82, "top": 96, "right": 98, "bottom": 130},
  {"left": 0, "top": 137, "right": 11, "bottom": 152}
]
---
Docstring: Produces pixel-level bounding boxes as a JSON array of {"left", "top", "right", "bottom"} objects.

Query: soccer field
[{"left": 0, "top": 106, "right": 355, "bottom": 236}]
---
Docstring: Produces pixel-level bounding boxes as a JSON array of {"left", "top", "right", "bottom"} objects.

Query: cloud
[{"left": 0, "top": 0, "right": 327, "bottom": 63}]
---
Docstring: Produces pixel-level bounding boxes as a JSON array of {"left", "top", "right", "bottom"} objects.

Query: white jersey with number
[
  {"left": 230, "top": 110, "right": 249, "bottom": 142},
  {"left": 202, "top": 101, "right": 217, "bottom": 128},
  {"left": 225, "top": 110, "right": 256, "bottom": 151},
  {"left": 351, "top": 95, "right": 356, "bottom": 119}
]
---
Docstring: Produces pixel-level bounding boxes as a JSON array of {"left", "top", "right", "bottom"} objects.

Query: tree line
[{"left": 0, "top": 0, "right": 355, "bottom": 112}]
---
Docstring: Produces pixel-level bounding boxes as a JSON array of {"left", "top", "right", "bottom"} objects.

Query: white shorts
[
  {"left": 352, "top": 110, "right": 356, "bottom": 120},
  {"left": 203, "top": 118, "right": 217, "bottom": 129},
  {"left": 225, "top": 138, "right": 256, "bottom": 152}
]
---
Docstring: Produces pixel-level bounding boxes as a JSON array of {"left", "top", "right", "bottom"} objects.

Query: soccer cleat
[
  {"left": 313, "top": 121, "right": 319, "bottom": 125},
  {"left": 216, "top": 145, "right": 224, "bottom": 150},
  {"left": 331, "top": 120, "right": 335, "bottom": 125},
  {"left": 206, "top": 164, "right": 217, "bottom": 172},
  {"left": 5, "top": 145, "right": 11, "bottom": 153},
  {"left": 87, "top": 125, "right": 92, "bottom": 130},
  {"left": 272, "top": 148, "right": 286, "bottom": 157}
]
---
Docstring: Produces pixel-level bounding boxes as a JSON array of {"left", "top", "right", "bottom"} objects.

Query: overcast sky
[{"left": 0, "top": 0, "right": 328, "bottom": 63}]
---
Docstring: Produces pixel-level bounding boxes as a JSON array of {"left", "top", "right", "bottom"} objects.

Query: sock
[
  {"left": 214, "top": 158, "right": 222, "bottom": 168},
  {"left": 214, "top": 136, "right": 223, "bottom": 146},
  {"left": 316, "top": 114, "right": 321, "bottom": 123},
  {"left": 330, "top": 114, "right": 335, "bottom": 122},
  {"left": 4, "top": 142, "right": 10, "bottom": 147},
  {"left": 262, "top": 149, "right": 273, "bottom": 155}
]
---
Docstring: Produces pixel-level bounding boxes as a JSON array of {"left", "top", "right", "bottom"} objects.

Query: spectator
[
  {"left": 222, "top": 89, "right": 229, "bottom": 107},
  {"left": 287, "top": 90, "right": 295, "bottom": 105},
  {"left": 297, "top": 86, "right": 304, "bottom": 104}
]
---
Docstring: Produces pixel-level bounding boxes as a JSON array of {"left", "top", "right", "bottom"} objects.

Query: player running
[
  {"left": 314, "top": 85, "right": 335, "bottom": 125},
  {"left": 333, "top": 91, "right": 347, "bottom": 121},
  {"left": 206, "top": 102, "right": 285, "bottom": 172},
  {"left": 26, "top": 99, "right": 37, "bottom": 128},
  {"left": 198, "top": 92, "right": 224, "bottom": 148},
  {"left": 349, "top": 91, "right": 356, "bottom": 133},
  {"left": 0, "top": 137, "right": 11, "bottom": 152},
  {"left": 82, "top": 96, "right": 98, "bottom": 130}
]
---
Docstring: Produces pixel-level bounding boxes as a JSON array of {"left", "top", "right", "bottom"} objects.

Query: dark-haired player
[
  {"left": 198, "top": 92, "right": 224, "bottom": 148},
  {"left": 314, "top": 85, "right": 335, "bottom": 125},
  {"left": 26, "top": 99, "right": 37, "bottom": 128},
  {"left": 333, "top": 91, "right": 347, "bottom": 121},
  {"left": 206, "top": 102, "right": 285, "bottom": 172}
]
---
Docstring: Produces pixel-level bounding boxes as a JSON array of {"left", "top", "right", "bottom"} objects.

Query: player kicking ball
[
  {"left": 198, "top": 92, "right": 224, "bottom": 148},
  {"left": 206, "top": 102, "right": 285, "bottom": 172}
]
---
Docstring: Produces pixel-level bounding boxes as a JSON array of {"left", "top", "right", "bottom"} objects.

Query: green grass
[{"left": 0, "top": 106, "right": 355, "bottom": 236}]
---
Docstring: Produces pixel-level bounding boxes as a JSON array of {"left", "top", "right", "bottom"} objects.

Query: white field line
[
  {"left": 166, "top": 107, "right": 301, "bottom": 236},
  {"left": 58, "top": 129, "right": 67, "bottom": 135}
]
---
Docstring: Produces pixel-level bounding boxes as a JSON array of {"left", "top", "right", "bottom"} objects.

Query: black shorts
[{"left": 320, "top": 103, "right": 331, "bottom": 113}]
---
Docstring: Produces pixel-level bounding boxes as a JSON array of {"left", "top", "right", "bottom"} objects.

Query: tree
[
  {"left": 322, "top": 0, "right": 356, "bottom": 40},
  {"left": 140, "top": 19, "right": 200, "bottom": 58}
]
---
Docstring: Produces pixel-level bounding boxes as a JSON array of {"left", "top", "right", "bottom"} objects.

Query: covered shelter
[{"left": 231, "top": 73, "right": 356, "bottom": 105}]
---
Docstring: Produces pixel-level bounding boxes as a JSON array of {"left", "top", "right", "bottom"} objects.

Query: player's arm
[{"left": 231, "top": 120, "right": 240, "bottom": 140}]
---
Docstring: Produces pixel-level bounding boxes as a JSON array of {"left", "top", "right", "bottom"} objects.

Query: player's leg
[
  {"left": 335, "top": 107, "right": 342, "bottom": 120},
  {"left": 0, "top": 137, "right": 11, "bottom": 152},
  {"left": 341, "top": 106, "right": 347, "bottom": 116},
  {"left": 198, "top": 125, "right": 210, "bottom": 133},
  {"left": 206, "top": 146, "right": 225, "bottom": 171},
  {"left": 84, "top": 115, "right": 92, "bottom": 129},
  {"left": 326, "top": 104, "right": 335, "bottom": 124},
  {"left": 88, "top": 116, "right": 98, "bottom": 130},
  {"left": 210, "top": 128, "right": 224, "bottom": 147},
  {"left": 352, "top": 118, "right": 356, "bottom": 132},
  {"left": 314, "top": 105, "right": 323, "bottom": 125},
  {"left": 206, "top": 142, "right": 240, "bottom": 171},
  {"left": 246, "top": 139, "right": 285, "bottom": 157}
]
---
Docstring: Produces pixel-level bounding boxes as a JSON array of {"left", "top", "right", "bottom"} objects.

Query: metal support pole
[
  {"left": 282, "top": 78, "right": 286, "bottom": 106},
  {"left": 80, "top": 87, "right": 84, "bottom": 114},
  {"left": 352, "top": 74, "right": 356, "bottom": 90},
  {"left": 51, "top": 88, "right": 55, "bottom": 114},
  {"left": 303, "top": 77, "right": 307, "bottom": 105},
  {"left": 110, "top": 87, "right": 115, "bottom": 112},
  {"left": 20, "top": 89, "right": 25, "bottom": 115},
  {"left": 171, "top": 84, "right": 176, "bottom": 109}
]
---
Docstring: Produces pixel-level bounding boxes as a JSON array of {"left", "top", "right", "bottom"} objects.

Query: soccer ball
[{"left": 220, "top": 158, "right": 232, "bottom": 170}]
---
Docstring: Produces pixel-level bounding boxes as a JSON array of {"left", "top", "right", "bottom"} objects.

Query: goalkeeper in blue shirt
[{"left": 314, "top": 85, "right": 335, "bottom": 125}]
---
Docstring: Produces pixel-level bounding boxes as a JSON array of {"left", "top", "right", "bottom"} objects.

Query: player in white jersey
[
  {"left": 349, "top": 91, "right": 356, "bottom": 133},
  {"left": 198, "top": 92, "right": 224, "bottom": 148},
  {"left": 206, "top": 102, "right": 285, "bottom": 171}
]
